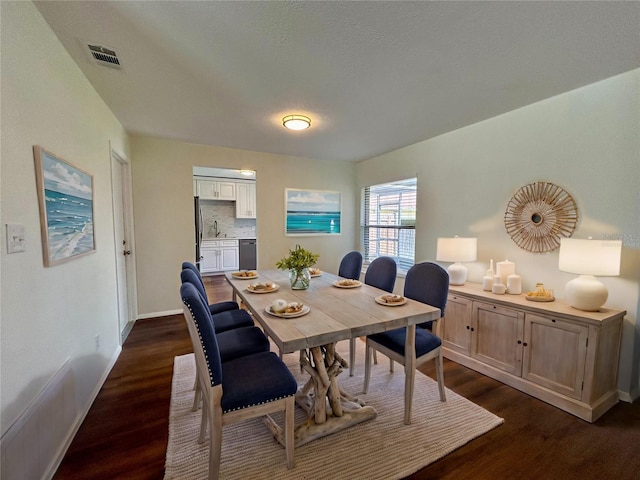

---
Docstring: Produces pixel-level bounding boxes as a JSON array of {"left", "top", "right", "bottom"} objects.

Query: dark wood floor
[{"left": 54, "top": 276, "right": 640, "bottom": 479}]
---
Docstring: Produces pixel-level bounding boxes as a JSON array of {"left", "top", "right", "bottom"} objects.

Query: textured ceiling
[{"left": 35, "top": 1, "right": 639, "bottom": 162}]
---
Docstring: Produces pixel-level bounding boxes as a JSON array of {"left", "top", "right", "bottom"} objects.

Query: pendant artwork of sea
[
  {"left": 45, "top": 189, "right": 95, "bottom": 260},
  {"left": 286, "top": 211, "right": 341, "bottom": 234}
]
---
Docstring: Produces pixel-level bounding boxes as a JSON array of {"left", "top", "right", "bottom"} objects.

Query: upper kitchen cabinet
[
  {"left": 236, "top": 182, "right": 256, "bottom": 218},
  {"left": 196, "top": 178, "right": 236, "bottom": 200}
]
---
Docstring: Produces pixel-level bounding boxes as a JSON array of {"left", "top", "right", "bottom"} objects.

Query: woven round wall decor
[{"left": 504, "top": 182, "right": 578, "bottom": 253}]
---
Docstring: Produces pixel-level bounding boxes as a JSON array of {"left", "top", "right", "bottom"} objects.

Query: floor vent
[{"left": 87, "top": 43, "right": 121, "bottom": 68}]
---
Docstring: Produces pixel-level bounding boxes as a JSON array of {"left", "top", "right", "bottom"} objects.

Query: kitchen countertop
[{"left": 202, "top": 236, "right": 256, "bottom": 241}]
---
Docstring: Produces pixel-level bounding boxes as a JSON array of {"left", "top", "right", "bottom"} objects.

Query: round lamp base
[
  {"left": 565, "top": 275, "right": 608, "bottom": 312},
  {"left": 448, "top": 263, "right": 468, "bottom": 286}
]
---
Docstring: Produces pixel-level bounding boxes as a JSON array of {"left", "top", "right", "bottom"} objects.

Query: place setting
[
  {"left": 375, "top": 294, "right": 407, "bottom": 306},
  {"left": 265, "top": 298, "right": 310, "bottom": 318},
  {"left": 231, "top": 270, "right": 259, "bottom": 279},
  {"left": 332, "top": 278, "right": 362, "bottom": 289},
  {"left": 246, "top": 282, "right": 279, "bottom": 294}
]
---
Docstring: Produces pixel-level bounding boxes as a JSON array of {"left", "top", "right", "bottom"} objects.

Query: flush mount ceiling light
[
  {"left": 282, "top": 115, "right": 311, "bottom": 131},
  {"left": 239, "top": 169, "right": 254, "bottom": 176}
]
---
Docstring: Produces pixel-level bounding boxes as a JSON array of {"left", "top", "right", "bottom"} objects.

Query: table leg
[{"left": 292, "top": 343, "right": 377, "bottom": 447}]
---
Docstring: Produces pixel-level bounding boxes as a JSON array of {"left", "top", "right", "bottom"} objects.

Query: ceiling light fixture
[
  {"left": 239, "top": 169, "right": 254, "bottom": 176},
  {"left": 282, "top": 115, "right": 311, "bottom": 131}
]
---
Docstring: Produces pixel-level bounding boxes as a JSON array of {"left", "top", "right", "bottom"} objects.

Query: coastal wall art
[
  {"left": 285, "top": 188, "right": 341, "bottom": 236},
  {"left": 33, "top": 146, "right": 96, "bottom": 266}
]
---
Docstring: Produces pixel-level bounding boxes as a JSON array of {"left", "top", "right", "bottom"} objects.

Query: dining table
[{"left": 224, "top": 268, "right": 441, "bottom": 447}]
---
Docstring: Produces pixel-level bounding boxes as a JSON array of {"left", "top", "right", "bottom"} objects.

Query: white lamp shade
[
  {"left": 559, "top": 238, "right": 621, "bottom": 276},
  {"left": 436, "top": 237, "right": 477, "bottom": 263}
]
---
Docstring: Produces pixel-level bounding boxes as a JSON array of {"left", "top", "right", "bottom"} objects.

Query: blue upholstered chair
[
  {"left": 181, "top": 268, "right": 254, "bottom": 333},
  {"left": 181, "top": 262, "right": 239, "bottom": 315},
  {"left": 349, "top": 256, "right": 397, "bottom": 376},
  {"left": 181, "top": 282, "right": 297, "bottom": 479},
  {"left": 338, "top": 251, "right": 363, "bottom": 280},
  {"left": 363, "top": 262, "right": 449, "bottom": 424}
]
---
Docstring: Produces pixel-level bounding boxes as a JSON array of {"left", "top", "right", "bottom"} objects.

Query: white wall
[
  {"left": 1, "top": 2, "right": 128, "bottom": 433},
  {"left": 129, "top": 134, "right": 357, "bottom": 316},
  {"left": 357, "top": 69, "right": 640, "bottom": 397}
]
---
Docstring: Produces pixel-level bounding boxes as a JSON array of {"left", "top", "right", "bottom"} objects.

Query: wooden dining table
[{"left": 225, "top": 268, "right": 441, "bottom": 447}]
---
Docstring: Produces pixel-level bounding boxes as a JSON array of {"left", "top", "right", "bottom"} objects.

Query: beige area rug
[{"left": 164, "top": 340, "right": 503, "bottom": 480}]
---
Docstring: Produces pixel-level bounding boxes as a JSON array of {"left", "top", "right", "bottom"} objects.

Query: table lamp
[
  {"left": 558, "top": 238, "right": 622, "bottom": 311},
  {"left": 436, "top": 237, "right": 477, "bottom": 285}
]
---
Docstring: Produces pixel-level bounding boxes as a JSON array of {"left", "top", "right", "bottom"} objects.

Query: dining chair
[
  {"left": 349, "top": 256, "right": 397, "bottom": 376},
  {"left": 181, "top": 268, "right": 254, "bottom": 332},
  {"left": 181, "top": 282, "right": 297, "bottom": 479},
  {"left": 182, "top": 261, "right": 239, "bottom": 315},
  {"left": 338, "top": 251, "right": 363, "bottom": 280},
  {"left": 363, "top": 262, "right": 449, "bottom": 424}
]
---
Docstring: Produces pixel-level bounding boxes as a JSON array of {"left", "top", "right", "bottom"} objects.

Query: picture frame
[
  {"left": 285, "top": 188, "right": 341, "bottom": 236},
  {"left": 33, "top": 146, "right": 96, "bottom": 266}
]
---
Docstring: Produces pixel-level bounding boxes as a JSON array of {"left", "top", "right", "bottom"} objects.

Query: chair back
[
  {"left": 404, "top": 262, "right": 449, "bottom": 321},
  {"left": 338, "top": 251, "right": 363, "bottom": 279},
  {"left": 364, "top": 256, "right": 397, "bottom": 293},
  {"left": 181, "top": 267, "right": 210, "bottom": 303},
  {"left": 182, "top": 261, "right": 200, "bottom": 277},
  {"left": 180, "top": 282, "right": 222, "bottom": 387}
]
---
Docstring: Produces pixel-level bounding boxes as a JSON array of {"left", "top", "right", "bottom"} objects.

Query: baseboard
[
  {"left": 137, "top": 308, "right": 182, "bottom": 320},
  {"left": 618, "top": 388, "right": 638, "bottom": 403}
]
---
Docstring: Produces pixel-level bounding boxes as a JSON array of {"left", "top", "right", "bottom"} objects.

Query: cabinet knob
[
  {"left": 517, "top": 340, "right": 522, "bottom": 344},
  {"left": 523, "top": 342, "right": 528, "bottom": 347},
  {"left": 466, "top": 325, "right": 470, "bottom": 330}
]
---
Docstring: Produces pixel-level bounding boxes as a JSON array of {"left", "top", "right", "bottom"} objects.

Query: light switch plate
[{"left": 6, "top": 224, "right": 26, "bottom": 253}]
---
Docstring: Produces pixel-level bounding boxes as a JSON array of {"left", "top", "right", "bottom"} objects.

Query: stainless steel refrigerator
[{"left": 194, "top": 196, "right": 202, "bottom": 271}]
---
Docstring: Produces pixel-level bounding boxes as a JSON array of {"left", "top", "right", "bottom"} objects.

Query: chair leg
[
  {"left": 363, "top": 342, "right": 372, "bottom": 394},
  {"left": 349, "top": 338, "right": 356, "bottom": 376},
  {"left": 435, "top": 349, "right": 446, "bottom": 402},
  {"left": 389, "top": 358, "right": 394, "bottom": 372},
  {"left": 403, "top": 325, "right": 417, "bottom": 425},
  {"left": 192, "top": 377, "right": 202, "bottom": 412},
  {"left": 284, "top": 396, "right": 295, "bottom": 469},
  {"left": 198, "top": 399, "right": 208, "bottom": 444},
  {"left": 208, "top": 395, "right": 223, "bottom": 480},
  {"left": 373, "top": 350, "right": 378, "bottom": 365}
]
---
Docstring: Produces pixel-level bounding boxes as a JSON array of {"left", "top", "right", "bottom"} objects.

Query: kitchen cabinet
[
  {"left": 441, "top": 283, "right": 625, "bottom": 422},
  {"left": 200, "top": 239, "right": 239, "bottom": 273},
  {"left": 197, "top": 179, "right": 236, "bottom": 200},
  {"left": 235, "top": 182, "right": 256, "bottom": 218}
]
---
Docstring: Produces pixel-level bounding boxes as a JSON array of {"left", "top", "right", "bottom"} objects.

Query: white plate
[
  {"left": 265, "top": 305, "right": 310, "bottom": 318},
  {"left": 333, "top": 280, "right": 362, "bottom": 288},
  {"left": 310, "top": 272, "right": 323, "bottom": 278},
  {"left": 375, "top": 295, "right": 407, "bottom": 306},
  {"left": 246, "top": 283, "right": 280, "bottom": 294},
  {"left": 232, "top": 271, "right": 259, "bottom": 279}
]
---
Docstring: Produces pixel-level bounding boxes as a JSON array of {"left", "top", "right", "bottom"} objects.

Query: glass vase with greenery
[{"left": 276, "top": 244, "right": 320, "bottom": 290}]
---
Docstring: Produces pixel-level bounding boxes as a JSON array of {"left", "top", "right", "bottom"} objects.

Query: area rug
[{"left": 164, "top": 340, "right": 503, "bottom": 480}]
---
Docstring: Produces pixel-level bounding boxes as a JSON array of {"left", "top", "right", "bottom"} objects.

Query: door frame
[{"left": 110, "top": 143, "right": 138, "bottom": 343}]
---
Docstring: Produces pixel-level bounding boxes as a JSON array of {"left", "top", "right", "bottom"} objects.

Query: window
[{"left": 361, "top": 178, "right": 416, "bottom": 272}]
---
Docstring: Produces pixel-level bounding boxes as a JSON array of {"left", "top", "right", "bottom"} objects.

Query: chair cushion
[
  {"left": 211, "top": 309, "right": 254, "bottom": 333},
  {"left": 217, "top": 326, "right": 270, "bottom": 363},
  {"left": 221, "top": 352, "right": 298, "bottom": 413},
  {"left": 368, "top": 327, "right": 441, "bottom": 357},
  {"left": 209, "top": 301, "right": 240, "bottom": 316}
]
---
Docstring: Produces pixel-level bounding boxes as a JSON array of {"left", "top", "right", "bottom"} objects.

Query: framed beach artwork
[
  {"left": 285, "top": 188, "right": 341, "bottom": 236},
  {"left": 33, "top": 146, "right": 96, "bottom": 267}
]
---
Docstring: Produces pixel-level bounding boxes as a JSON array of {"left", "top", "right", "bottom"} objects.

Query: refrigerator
[{"left": 194, "top": 196, "right": 202, "bottom": 271}]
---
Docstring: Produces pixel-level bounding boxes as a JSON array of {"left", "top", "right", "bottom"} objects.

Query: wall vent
[{"left": 87, "top": 43, "right": 121, "bottom": 68}]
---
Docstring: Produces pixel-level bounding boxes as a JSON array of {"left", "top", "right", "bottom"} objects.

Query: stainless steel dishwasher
[{"left": 239, "top": 239, "right": 257, "bottom": 270}]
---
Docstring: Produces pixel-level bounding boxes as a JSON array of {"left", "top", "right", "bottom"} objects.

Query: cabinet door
[
  {"left": 236, "top": 183, "right": 256, "bottom": 218},
  {"left": 442, "top": 294, "right": 473, "bottom": 355},
  {"left": 197, "top": 180, "right": 218, "bottom": 199},
  {"left": 217, "top": 181, "right": 236, "bottom": 200},
  {"left": 522, "top": 313, "right": 588, "bottom": 400},
  {"left": 200, "top": 246, "right": 219, "bottom": 273},
  {"left": 471, "top": 301, "right": 524, "bottom": 376},
  {"left": 219, "top": 246, "right": 239, "bottom": 271}
]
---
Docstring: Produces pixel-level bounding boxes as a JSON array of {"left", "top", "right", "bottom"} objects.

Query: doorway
[{"left": 111, "top": 146, "right": 137, "bottom": 342}]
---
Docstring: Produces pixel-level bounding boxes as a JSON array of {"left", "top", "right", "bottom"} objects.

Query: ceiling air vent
[{"left": 87, "top": 43, "right": 121, "bottom": 68}]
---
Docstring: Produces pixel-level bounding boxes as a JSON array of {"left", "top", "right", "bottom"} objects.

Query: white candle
[
  {"left": 496, "top": 259, "right": 515, "bottom": 285},
  {"left": 507, "top": 274, "right": 522, "bottom": 295},
  {"left": 482, "top": 275, "right": 494, "bottom": 291}
]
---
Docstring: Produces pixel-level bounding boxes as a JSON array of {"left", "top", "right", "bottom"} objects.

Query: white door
[{"left": 111, "top": 148, "right": 136, "bottom": 343}]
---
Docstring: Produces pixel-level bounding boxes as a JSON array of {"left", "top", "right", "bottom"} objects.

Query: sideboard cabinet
[{"left": 441, "top": 283, "right": 625, "bottom": 422}]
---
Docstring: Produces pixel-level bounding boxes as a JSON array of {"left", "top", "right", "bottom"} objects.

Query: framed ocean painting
[
  {"left": 285, "top": 188, "right": 341, "bottom": 236},
  {"left": 33, "top": 146, "right": 96, "bottom": 266}
]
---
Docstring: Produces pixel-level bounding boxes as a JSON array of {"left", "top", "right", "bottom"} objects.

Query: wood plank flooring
[{"left": 54, "top": 275, "right": 640, "bottom": 479}]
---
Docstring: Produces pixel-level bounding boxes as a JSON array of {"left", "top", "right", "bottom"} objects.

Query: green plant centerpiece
[{"left": 276, "top": 244, "right": 320, "bottom": 290}]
